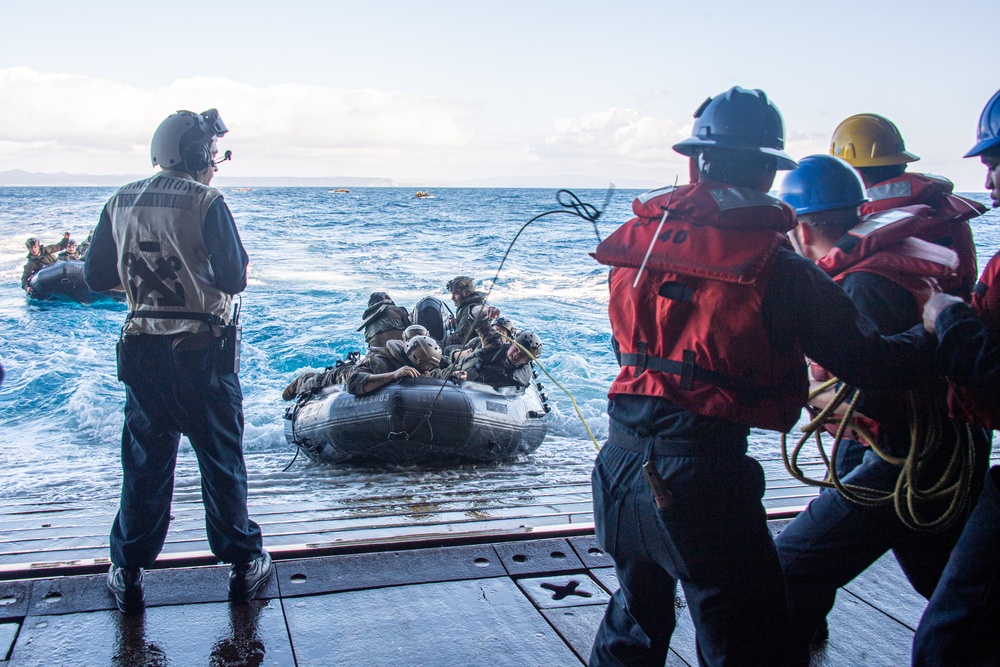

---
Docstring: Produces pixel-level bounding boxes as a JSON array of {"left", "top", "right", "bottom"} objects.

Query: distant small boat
[
  {"left": 414, "top": 190, "right": 432, "bottom": 199},
  {"left": 331, "top": 188, "right": 350, "bottom": 193},
  {"left": 233, "top": 187, "right": 253, "bottom": 192}
]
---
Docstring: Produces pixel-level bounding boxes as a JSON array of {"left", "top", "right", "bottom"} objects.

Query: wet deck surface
[
  {"left": 0, "top": 455, "right": 824, "bottom": 572},
  {"left": 0, "top": 527, "right": 925, "bottom": 666},
  {"left": 0, "top": 452, "right": 937, "bottom": 665}
]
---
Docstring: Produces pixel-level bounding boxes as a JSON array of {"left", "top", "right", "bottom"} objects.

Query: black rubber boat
[
  {"left": 284, "top": 376, "right": 549, "bottom": 465},
  {"left": 27, "top": 260, "right": 124, "bottom": 304}
]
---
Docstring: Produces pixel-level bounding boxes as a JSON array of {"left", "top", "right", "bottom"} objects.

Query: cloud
[
  {"left": 0, "top": 67, "right": 475, "bottom": 172},
  {"left": 530, "top": 107, "right": 691, "bottom": 173}
]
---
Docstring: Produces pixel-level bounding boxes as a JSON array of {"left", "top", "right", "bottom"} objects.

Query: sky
[{"left": 0, "top": 0, "right": 995, "bottom": 190}]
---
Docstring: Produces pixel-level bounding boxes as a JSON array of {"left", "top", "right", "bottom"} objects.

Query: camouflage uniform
[
  {"left": 456, "top": 332, "right": 533, "bottom": 389},
  {"left": 442, "top": 292, "right": 492, "bottom": 349},
  {"left": 281, "top": 352, "right": 361, "bottom": 401},
  {"left": 21, "top": 237, "right": 69, "bottom": 290},
  {"left": 358, "top": 294, "right": 412, "bottom": 348},
  {"left": 345, "top": 340, "right": 413, "bottom": 395}
]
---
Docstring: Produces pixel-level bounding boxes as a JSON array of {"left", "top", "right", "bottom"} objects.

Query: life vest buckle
[{"left": 633, "top": 342, "right": 648, "bottom": 378}]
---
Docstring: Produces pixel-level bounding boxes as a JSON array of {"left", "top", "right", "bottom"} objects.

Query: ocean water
[{"left": 1, "top": 186, "right": 998, "bottom": 519}]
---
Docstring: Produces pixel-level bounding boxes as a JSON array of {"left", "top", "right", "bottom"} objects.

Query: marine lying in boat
[
  {"left": 20, "top": 233, "right": 70, "bottom": 292},
  {"left": 281, "top": 351, "right": 362, "bottom": 401},
  {"left": 453, "top": 329, "right": 543, "bottom": 390},
  {"left": 454, "top": 315, "right": 517, "bottom": 362},
  {"left": 358, "top": 291, "right": 412, "bottom": 348},
  {"left": 347, "top": 336, "right": 447, "bottom": 396}
]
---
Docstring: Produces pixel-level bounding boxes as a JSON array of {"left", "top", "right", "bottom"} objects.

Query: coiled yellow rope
[{"left": 781, "top": 378, "right": 976, "bottom": 532}]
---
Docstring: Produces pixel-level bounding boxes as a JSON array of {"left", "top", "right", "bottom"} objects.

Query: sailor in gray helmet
[{"left": 84, "top": 108, "right": 270, "bottom": 613}]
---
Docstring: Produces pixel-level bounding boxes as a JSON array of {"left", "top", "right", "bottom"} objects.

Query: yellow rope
[
  {"left": 511, "top": 340, "right": 603, "bottom": 451},
  {"left": 781, "top": 378, "right": 975, "bottom": 532}
]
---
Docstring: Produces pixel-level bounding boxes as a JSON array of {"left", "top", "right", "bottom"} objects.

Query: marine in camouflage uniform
[
  {"left": 441, "top": 276, "right": 494, "bottom": 349},
  {"left": 358, "top": 292, "right": 411, "bottom": 348},
  {"left": 21, "top": 234, "right": 70, "bottom": 291},
  {"left": 346, "top": 337, "right": 443, "bottom": 396},
  {"left": 281, "top": 352, "right": 361, "bottom": 401},
  {"left": 456, "top": 330, "right": 542, "bottom": 389}
]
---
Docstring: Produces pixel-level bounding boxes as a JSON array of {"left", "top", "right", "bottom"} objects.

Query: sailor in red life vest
[
  {"left": 831, "top": 113, "right": 986, "bottom": 300},
  {"left": 913, "top": 88, "right": 1000, "bottom": 667},
  {"left": 772, "top": 155, "right": 989, "bottom": 666},
  {"left": 588, "top": 87, "right": 936, "bottom": 667}
]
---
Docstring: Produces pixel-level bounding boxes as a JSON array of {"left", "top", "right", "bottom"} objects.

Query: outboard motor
[{"left": 411, "top": 296, "right": 454, "bottom": 344}]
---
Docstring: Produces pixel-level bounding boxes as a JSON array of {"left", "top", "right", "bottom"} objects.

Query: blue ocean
[{"left": 1, "top": 186, "right": 998, "bottom": 532}]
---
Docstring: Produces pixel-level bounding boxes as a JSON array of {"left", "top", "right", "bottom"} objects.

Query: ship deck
[{"left": 0, "top": 455, "right": 932, "bottom": 665}]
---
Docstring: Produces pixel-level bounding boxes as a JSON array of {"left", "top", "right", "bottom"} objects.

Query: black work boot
[
  {"left": 229, "top": 550, "right": 272, "bottom": 601},
  {"left": 107, "top": 565, "right": 145, "bottom": 614}
]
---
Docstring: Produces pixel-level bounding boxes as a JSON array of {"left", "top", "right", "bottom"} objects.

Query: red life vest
[
  {"left": 817, "top": 206, "right": 959, "bottom": 310},
  {"left": 949, "top": 251, "right": 1000, "bottom": 429},
  {"left": 860, "top": 172, "right": 985, "bottom": 298},
  {"left": 592, "top": 182, "right": 807, "bottom": 433},
  {"left": 811, "top": 207, "right": 959, "bottom": 439}
]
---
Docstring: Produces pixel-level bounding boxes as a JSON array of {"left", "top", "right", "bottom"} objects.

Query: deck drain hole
[
  {"left": 0, "top": 597, "right": 16, "bottom": 606},
  {"left": 474, "top": 558, "right": 490, "bottom": 567},
  {"left": 588, "top": 547, "right": 604, "bottom": 556},
  {"left": 43, "top": 592, "right": 63, "bottom": 603},
  {"left": 550, "top": 551, "right": 566, "bottom": 559},
  {"left": 290, "top": 574, "right": 307, "bottom": 584},
  {"left": 512, "top": 555, "right": 528, "bottom": 563}
]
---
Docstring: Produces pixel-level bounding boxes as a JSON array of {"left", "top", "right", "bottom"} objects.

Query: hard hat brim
[
  {"left": 964, "top": 137, "right": 1000, "bottom": 159},
  {"left": 672, "top": 138, "right": 798, "bottom": 170}
]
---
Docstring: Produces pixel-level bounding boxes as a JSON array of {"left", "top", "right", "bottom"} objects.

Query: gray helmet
[
  {"left": 514, "top": 330, "right": 543, "bottom": 358},
  {"left": 491, "top": 316, "right": 516, "bottom": 336},
  {"left": 151, "top": 108, "right": 228, "bottom": 172},
  {"left": 25, "top": 237, "right": 39, "bottom": 249},
  {"left": 402, "top": 324, "right": 430, "bottom": 342},
  {"left": 405, "top": 335, "right": 442, "bottom": 369},
  {"left": 672, "top": 87, "right": 796, "bottom": 170},
  {"left": 446, "top": 276, "right": 476, "bottom": 293}
]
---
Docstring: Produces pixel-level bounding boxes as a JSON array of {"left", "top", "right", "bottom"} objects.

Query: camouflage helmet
[
  {"left": 514, "top": 330, "right": 543, "bottom": 358},
  {"left": 401, "top": 324, "right": 430, "bottom": 342},
  {"left": 405, "top": 335, "right": 442, "bottom": 369},
  {"left": 446, "top": 276, "right": 476, "bottom": 293},
  {"left": 25, "top": 237, "right": 39, "bottom": 249},
  {"left": 491, "top": 316, "right": 516, "bottom": 336}
]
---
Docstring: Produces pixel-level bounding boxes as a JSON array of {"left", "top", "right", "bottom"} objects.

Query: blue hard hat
[
  {"left": 777, "top": 155, "right": 868, "bottom": 216},
  {"left": 965, "top": 89, "right": 1000, "bottom": 158},
  {"left": 673, "top": 86, "right": 797, "bottom": 170}
]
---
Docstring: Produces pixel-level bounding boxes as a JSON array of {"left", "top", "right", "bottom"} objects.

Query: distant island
[{"left": 0, "top": 169, "right": 658, "bottom": 189}]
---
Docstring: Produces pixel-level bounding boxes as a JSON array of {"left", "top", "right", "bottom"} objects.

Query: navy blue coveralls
[
  {"left": 913, "top": 301, "right": 1000, "bottom": 666},
  {"left": 84, "top": 198, "right": 264, "bottom": 568},
  {"left": 773, "top": 272, "right": 988, "bottom": 666},
  {"left": 589, "top": 249, "right": 935, "bottom": 667}
]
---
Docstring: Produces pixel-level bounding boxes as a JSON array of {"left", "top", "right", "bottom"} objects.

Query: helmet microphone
[{"left": 212, "top": 150, "right": 233, "bottom": 168}]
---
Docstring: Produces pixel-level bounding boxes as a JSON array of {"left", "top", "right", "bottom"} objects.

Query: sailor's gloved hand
[{"left": 450, "top": 370, "right": 468, "bottom": 382}]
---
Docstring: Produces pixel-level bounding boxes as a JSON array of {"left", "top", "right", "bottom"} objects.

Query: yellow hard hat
[{"left": 829, "top": 114, "right": 920, "bottom": 167}]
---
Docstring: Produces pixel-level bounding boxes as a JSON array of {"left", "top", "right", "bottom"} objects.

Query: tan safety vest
[{"left": 108, "top": 170, "right": 233, "bottom": 335}]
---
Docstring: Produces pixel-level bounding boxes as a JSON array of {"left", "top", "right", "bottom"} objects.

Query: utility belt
[{"left": 118, "top": 310, "right": 241, "bottom": 375}]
